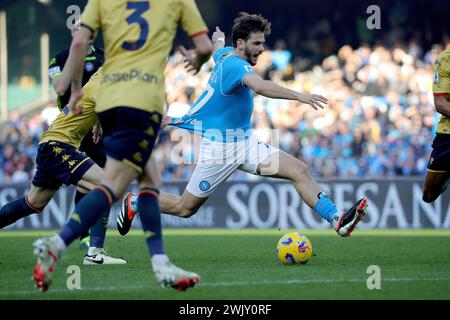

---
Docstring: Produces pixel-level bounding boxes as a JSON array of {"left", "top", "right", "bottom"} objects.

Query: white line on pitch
[{"left": 0, "top": 277, "right": 449, "bottom": 296}]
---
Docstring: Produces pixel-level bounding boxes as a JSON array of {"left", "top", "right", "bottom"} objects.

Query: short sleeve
[
  {"left": 433, "top": 55, "right": 450, "bottom": 96},
  {"left": 80, "top": 0, "right": 101, "bottom": 35},
  {"left": 180, "top": 0, "right": 208, "bottom": 38},
  {"left": 221, "top": 58, "right": 255, "bottom": 94}
]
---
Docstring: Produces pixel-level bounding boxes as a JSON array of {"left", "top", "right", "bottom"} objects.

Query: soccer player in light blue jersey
[{"left": 118, "top": 13, "right": 368, "bottom": 237}]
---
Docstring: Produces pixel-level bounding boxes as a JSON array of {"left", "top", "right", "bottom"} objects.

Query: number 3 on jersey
[{"left": 122, "top": 1, "right": 150, "bottom": 51}]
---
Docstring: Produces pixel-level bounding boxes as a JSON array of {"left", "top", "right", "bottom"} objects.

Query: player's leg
[
  {"left": 422, "top": 134, "right": 450, "bottom": 203},
  {"left": 422, "top": 170, "right": 450, "bottom": 203},
  {"left": 118, "top": 162, "right": 235, "bottom": 233},
  {"left": 33, "top": 155, "right": 138, "bottom": 291},
  {"left": 29, "top": 140, "right": 106, "bottom": 290},
  {"left": 135, "top": 158, "right": 164, "bottom": 257},
  {"left": 75, "top": 190, "right": 90, "bottom": 249},
  {"left": 32, "top": 107, "right": 198, "bottom": 291},
  {"left": 74, "top": 186, "right": 91, "bottom": 249},
  {"left": 56, "top": 106, "right": 149, "bottom": 246},
  {"left": 74, "top": 182, "right": 91, "bottom": 248},
  {"left": 134, "top": 158, "right": 202, "bottom": 290},
  {"left": 75, "top": 169, "right": 98, "bottom": 250},
  {"left": 26, "top": 185, "right": 58, "bottom": 209},
  {"left": 118, "top": 155, "right": 161, "bottom": 235},
  {"left": 158, "top": 161, "right": 238, "bottom": 221},
  {"left": 60, "top": 156, "right": 137, "bottom": 244},
  {"left": 77, "top": 132, "right": 108, "bottom": 248},
  {"left": 1, "top": 143, "right": 62, "bottom": 229},
  {"left": 32, "top": 108, "right": 144, "bottom": 291},
  {"left": 0, "top": 185, "right": 56, "bottom": 229},
  {"left": 76, "top": 190, "right": 91, "bottom": 250},
  {"left": 161, "top": 137, "right": 241, "bottom": 219},
  {"left": 119, "top": 189, "right": 207, "bottom": 234},
  {"left": 124, "top": 156, "right": 208, "bottom": 221},
  {"left": 242, "top": 136, "right": 366, "bottom": 237},
  {"left": 55, "top": 107, "right": 144, "bottom": 240},
  {"left": 255, "top": 150, "right": 342, "bottom": 219},
  {"left": 160, "top": 191, "right": 207, "bottom": 218},
  {"left": 118, "top": 139, "right": 238, "bottom": 231},
  {"left": 124, "top": 132, "right": 202, "bottom": 289},
  {"left": 75, "top": 164, "right": 127, "bottom": 265}
]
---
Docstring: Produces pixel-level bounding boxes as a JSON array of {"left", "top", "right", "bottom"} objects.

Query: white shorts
[{"left": 186, "top": 134, "right": 280, "bottom": 198}]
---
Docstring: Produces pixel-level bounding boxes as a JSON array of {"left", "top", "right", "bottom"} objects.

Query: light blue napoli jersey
[{"left": 171, "top": 47, "right": 255, "bottom": 142}]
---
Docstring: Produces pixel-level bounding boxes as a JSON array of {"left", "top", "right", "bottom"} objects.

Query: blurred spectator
[
  {"left": 0, "top": 105, "right": 55, "bottom": 184},
  {"left": 271, "top": 40, "right": 292, "bottom": 73}
]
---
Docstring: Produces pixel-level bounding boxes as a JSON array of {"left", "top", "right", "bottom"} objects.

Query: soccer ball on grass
[{"left": 276, "top": 232, "right": 312, "bottom": 265}]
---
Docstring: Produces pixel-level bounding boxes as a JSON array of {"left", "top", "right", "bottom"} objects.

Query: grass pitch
[{"left": 0, "top": 229, "right": 449, "bottom": 300}]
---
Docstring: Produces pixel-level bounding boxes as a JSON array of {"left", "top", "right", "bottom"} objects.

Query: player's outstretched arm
[
  {"left": 434, "top": 95, "right": 450, "bottom": 118},
  {"left": 243, "top": 74, "right": 328, "bottom": 110},
  {"left": 65, "top": 27, "right": 93, "bottom": 114}
]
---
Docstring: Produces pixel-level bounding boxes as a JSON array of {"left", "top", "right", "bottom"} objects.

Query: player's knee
[
  {"left": 292, "top": 161, "right": 309, "bottom": 180},
  {"left": 25, "top": 195, "right": 46, "bottom": 212}
]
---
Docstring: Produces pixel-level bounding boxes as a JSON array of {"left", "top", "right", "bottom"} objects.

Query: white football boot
[
  {"left": 83, "top": 248, "right": 127, "bottom": 265},
  {"left": 32, "top": 237, "right": 60, "bottom": 292},
  {"left": 153, "top": 261, "right": 200, "bottom": 291}
]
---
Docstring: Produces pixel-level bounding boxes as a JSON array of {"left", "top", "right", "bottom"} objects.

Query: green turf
[{"left": 0, "top": 229, "right": 449, "bottom": 300}]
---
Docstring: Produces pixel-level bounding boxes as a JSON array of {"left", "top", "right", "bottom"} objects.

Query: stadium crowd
[
  {"left": 156, "top": 40, "right": 444, "bottom": 181},
  {"left": 0, "top": 41, "right": 446, "bottom": 184}
]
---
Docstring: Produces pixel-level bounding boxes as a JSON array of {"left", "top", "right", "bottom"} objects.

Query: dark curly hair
[{"left": 231, "top": 12, "right": 271, "bottom": 47}]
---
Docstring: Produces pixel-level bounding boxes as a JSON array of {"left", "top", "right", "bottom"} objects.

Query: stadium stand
[{"left": 1, "top": 42, "right": 446, "bottom": 183}]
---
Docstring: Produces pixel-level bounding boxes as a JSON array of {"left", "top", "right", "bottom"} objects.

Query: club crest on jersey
[
  {"left": 199, "top": 180, "right": 210, "bottom": 191},
  {"left": 85, "top": 62, "right": 94, "bottom": 72}
]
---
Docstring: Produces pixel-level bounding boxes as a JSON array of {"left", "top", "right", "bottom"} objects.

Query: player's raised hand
[
  {"left": 212, "top": 26, "right": 225, "bottom": 44},
  {"left": 66, "top": 89, "right": 83, "bottom": 115},
  {"left": 297, "top": 93, "right": 328, "bottom": 110}
]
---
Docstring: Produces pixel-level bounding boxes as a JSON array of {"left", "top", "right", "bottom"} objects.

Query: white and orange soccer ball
[{"left": 276, "top": 232, "right": 313, "bottom": 265}]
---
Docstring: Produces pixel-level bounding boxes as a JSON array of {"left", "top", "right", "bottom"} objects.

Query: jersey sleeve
[
  {"left": 221, "top": 58, "right": 255, "bottom": 95},
  {"left": 80, "top": 0, "right": 101, "bottom": 36},
  {"left": 48, "top": 51, "right": 68, "bottom": 80},
  {"left": 180, "top": 0, "right": 208, "bottom": 38},
  {"left": 433, "top": 55, "right": 450, "bottom": 96}
]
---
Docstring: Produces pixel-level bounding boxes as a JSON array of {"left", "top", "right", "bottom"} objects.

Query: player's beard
[{"left": 244, "top": 47, "right": 258, "bottom": 66}]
